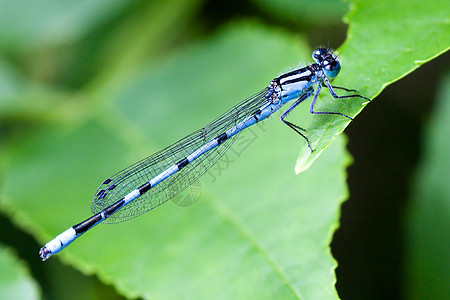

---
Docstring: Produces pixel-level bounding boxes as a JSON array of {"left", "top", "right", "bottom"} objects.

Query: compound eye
[
  {"left": 312, "top": 49, "right": 322, "bottom": 62},
  {"left": 324, "top": 60, "right": 341, "bottom": 78},
  {"left": 312, "top": 48, "right": 327, "bottom": 63}
]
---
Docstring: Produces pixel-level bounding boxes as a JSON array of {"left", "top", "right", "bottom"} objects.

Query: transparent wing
[{"left": 91, "top": 88, "right": 269, "bottom": 223}]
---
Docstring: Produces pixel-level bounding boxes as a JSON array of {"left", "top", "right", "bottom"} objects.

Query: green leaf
[
  {"left": 0, "top": 0, "right": 135, "bottom": 50},
  {"left": 1, "top": 23, "right": 351, "bottom": 299},
  {"left": 250, "top": 0, "right": 349, "bottom": 25},
  {"left": 404, "top": 72, "right": 450, "bottom": 300},
  {"left": 0, "top": 245, "right": 40, "bottom": 300},
  {"left": 295, "top": 0, "right": 450, "bottom": 172},
  {"left": 2, "top": 0, "right": 447, "bottom": 297},
  {"left": 0, "top": 58, "right": 68, "bottom": 120},
  {"left": 88, "top": 0, "right": 207, "bottom": 95}
]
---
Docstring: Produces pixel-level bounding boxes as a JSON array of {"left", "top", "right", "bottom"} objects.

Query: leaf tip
[{"left": 295, "top": 146, "right": 322, "bottom": 174}]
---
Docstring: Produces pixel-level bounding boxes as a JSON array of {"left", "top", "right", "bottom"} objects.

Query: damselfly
[{"left": 39, "top": 48, "right": 370, "bottom": 261}]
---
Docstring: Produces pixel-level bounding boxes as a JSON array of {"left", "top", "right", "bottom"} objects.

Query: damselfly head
[{"left": 312, "top": 48, "right": 341, "bottom": 78}]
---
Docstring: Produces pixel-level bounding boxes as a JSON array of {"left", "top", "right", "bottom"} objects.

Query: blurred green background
[{"left": 0, "top": 0, "right": 448, "bottom": 299}]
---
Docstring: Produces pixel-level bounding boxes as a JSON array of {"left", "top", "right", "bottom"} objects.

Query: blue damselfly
[{"left": 39, "top": 48, "right": 370, "bottom": 261}]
